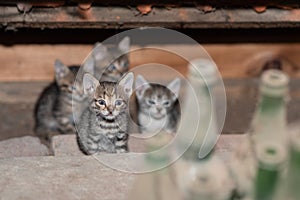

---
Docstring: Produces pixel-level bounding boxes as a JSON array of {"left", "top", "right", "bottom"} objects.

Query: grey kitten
[
  {"left": 91, "top": 37, "right": 130, "bottom": 82},
  {"left": 77, "top": 72, "right": 134, "bottom": 154},
  {"left": 34, "top": 59, "right": 93, "bottom": 142},
  {"left": 135, "top": 75, "right": 181, "bottom": 134}
]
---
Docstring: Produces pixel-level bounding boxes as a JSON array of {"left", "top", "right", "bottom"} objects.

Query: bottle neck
[
  {"left": 259, "top": 94, "right": 286, "bottom": 115},
  {"left": 289, "top": 145, "right": 300, "bottom": 175},
  {"left": 181, "top": 80, "right": 217, "bottom": 161},
  {"left": 252, "top": 92, "right": 287, "bottom": 134}
]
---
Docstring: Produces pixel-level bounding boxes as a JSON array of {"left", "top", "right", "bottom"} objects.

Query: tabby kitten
[
  {"left": 34, "top": 59, "right": 93, "bottom": 141},
  {"left": 135, "top": 75, "right": 181, "bottom": 134},
  {"left": 77, "top": 72, "right": 134, "bottom": 154},
  {"left": 92, "top": 37, "right": 130, "bottom": 82}
]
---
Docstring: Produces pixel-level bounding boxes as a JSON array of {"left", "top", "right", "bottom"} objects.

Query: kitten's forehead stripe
[{"left": 144, "top": 84, "right": 174, "bottom": 101}]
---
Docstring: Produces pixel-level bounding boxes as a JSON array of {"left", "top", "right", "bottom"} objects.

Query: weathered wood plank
[
  {"left": 0, "top": 44, "right": 299, "bottom": 81},
  {"left": 1, "top": 0, "right": 299, "bottom": 6},
  {"left": 1, "top": 6, "right": 300, "bottom": 29}
]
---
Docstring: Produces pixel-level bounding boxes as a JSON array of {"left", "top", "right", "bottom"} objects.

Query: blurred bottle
[
  {"left": 128, "top": 133, "right": 181, "bottom": 200},
  {"left": 251, "top": 69, "right": 289, "bottom": 200},
  {"left": 250, "top": 69, "right": 289, "bottom": 153},
  {"left": 274, "top": 125, "right": 300, "bottom": 200},
  {"left": 174, "top": 59, "right": 235, "bottom": 200},
  {"left": 253, "top": 141, "right": 287, "bottom": 200},
  {"left": 230, "top": 69, "right": 289, "bottom": 200}
]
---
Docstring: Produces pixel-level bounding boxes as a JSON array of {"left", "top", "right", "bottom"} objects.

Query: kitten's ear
[
  {"left": 83, "top": 73, "right": 99, "bottom": 96},
  {"left": 82, "top": 56, "right": 94, "bottom": 75},
  {"left": 54, "top": 59, "right": 70, "bottom": 81},
  {"left": 92, "top": 42, "right": 108, "bottom": 62},
  {"left": 135, "top": 75, "right": 150, "bottom": 100},
  {"left": 167, "top": 78, "right": 181, "bottom": 100},
  {"left": 119, "top": 72, "right": 134, "bottom": 97},
  {"left": 118, "top": 37, "right": 130, "bottom": 53}
]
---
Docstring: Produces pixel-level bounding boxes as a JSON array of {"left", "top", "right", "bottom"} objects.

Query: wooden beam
[
  {"left": 1, "top": 0, "right": 299, "bottom": 7},
  {"left": 0, "top": 44, "right": 300, "bottom": 82},
  {"left": 1, "top": 6, "right": 300, "bottom": 29}
]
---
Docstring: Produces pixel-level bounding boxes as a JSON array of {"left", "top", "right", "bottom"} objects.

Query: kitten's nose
[
  {"left": 157, "top": 107, "right": 162, "bottom": 113},
  {"left": 107, "top": 106, "right": 114, "bottom": 114}
]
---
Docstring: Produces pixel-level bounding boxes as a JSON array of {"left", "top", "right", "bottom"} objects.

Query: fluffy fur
[
  {"left": 77, "top": 72, "right": 134, "bottom": 154},
  {"left": 91, "top": 37, "right": 130, "bottom": 82},
  {"left": 135, "top": 75, "right": 181, "bottom": 134},
  {"left": 34, "top": 60, "right": 92, "bottom": 142}
]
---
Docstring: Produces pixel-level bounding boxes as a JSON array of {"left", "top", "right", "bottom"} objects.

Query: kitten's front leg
[
  {"left": 57, "top": 117, "right": 76, "bottom": 134},
  {"left": 115, "top": 131, "right": 129, "bottom": 153}
]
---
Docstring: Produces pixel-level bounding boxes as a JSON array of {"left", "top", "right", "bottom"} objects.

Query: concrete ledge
[
  {"left": 52, "top": 134, "right": 246, "bottom": 160},
  {"left": 0, "top": 136, "right": 49, "bottom": 158},
  {"left": 0, "top": 156, "right": 135, "bottom": 200},
  {"left": 0, "top": 134, "right": 247, "bottom": 199}
]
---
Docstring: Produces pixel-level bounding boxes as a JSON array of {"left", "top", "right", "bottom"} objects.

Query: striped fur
[
  {"left": 91, "top": 37, "right": 130, "bottom": 82},
  {"left": 77, "top": 73, "right": 133, "bottom": 154},
  {"left": 34, "top": 60, "right": 88, "bottom": 142}
]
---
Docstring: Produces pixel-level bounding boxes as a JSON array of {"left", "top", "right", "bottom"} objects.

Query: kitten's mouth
[
  {"left": 150, "top": 113, "right": 165, "bottom": 119},
  {"left": 105, "top": 114, "right": 116, "bottom": 120},
  {"left": 96, "top": 112, "right": 115, "bottom": 120}
]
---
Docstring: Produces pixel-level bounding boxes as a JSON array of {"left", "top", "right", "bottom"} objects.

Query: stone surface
[
  {"left": 0, "top": 135, "right": 247, "bottom": 200},
  {"left": 0, "top": 156, "right": 135, "bottom": 200},
  {"left": 52, "top": 133, "right": 246, "bottom": 159},
  {"left": 52, "top": 134, "right": 83, "bottom": 156},
  {"left": 0, "top": 136, "right": 50, "bottom": 158},
  {"left": 215, "top": 134, "right": 247, "bottom": 161}
]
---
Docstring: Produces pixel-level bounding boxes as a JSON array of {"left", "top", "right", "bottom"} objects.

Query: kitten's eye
[
  {"left": 115, "top": 99, "right": 123, "bottom": 106},
  {"left": 163, "top": 101, "right": 170, "bottom": 107},
  {"left": 108, "top": 65, "right": 116, "bottom": 71},
  {"left": 98, "top": 99, "right": 106, "bottom": 106},
  {"left": 147, "top": 100, "right": 156, "bottom": 105},
  {"left": 71, "top": 85, "right": 76, "bottom": 90},
  {"left": 123, "top": 61, "right": 129, "bottom": 67}
]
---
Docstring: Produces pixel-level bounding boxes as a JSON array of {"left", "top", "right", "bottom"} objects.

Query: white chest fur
[{"left": 138, "top": 112, "right": 168, "bottom": 134}]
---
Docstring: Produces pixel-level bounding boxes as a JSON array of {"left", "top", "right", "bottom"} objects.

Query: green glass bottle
[
  {"left": 274, "top": 125, "right": 300, "bottom": 200},
  {"left": 251, "top": 69, "right": 289, "bottom": 200},
  {"left": 128, "top": 133, "right": 181, "bottom": 200},
  {"left": 287, "top": 130, "right": 300, "bottom": 198},
  {"left": 250, "top": 69, "right": 289, "bottom": 149},
  {"left": 230, "top": 69, "right": 289, "bottom": 200},
  {"left": 254, "top": 142, "right": 286, "bottom": 200},
  {"left": 175, "top": 59, "right": 234, "bottom": 200}
]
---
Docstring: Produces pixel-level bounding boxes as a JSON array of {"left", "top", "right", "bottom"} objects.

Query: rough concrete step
[
  {"left": 0, "top": 156, "right": 135, "bottom": 200},
  {"left": 0, "top": 136, "right": 50, "bottom": 158},
  {"left": 0, "top": 135, "right": 247, "bottom": 199},
  {"left": 52, "top": 133, "right": 246, "bottom": 161}
]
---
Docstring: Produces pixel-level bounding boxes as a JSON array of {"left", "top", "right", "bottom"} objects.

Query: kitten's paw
[{"left": 116, "top": 148, "right": 128, "bottom": 153}]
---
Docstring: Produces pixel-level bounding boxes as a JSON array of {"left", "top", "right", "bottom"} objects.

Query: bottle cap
[
  {"left": 256, "top": 142, "right": 287, "bottom": 170},
  {"left": 261, "top": 69, "right": 289, "bottom": 97}
]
